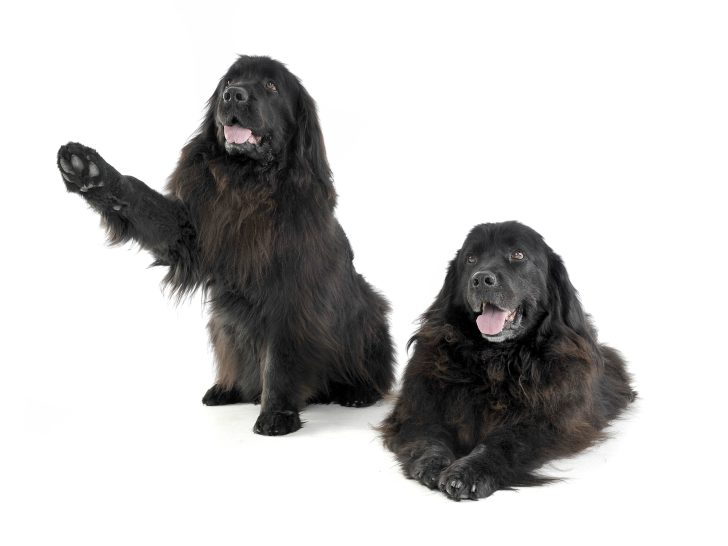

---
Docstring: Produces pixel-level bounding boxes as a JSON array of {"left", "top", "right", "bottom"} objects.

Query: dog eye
[
  {"left": 265, "top": 80, "right": 278, "bottom": 92},
  {"left": 466, "top": 255, "right": 477, "bottom": 264},
  {"left": 511, "top": 250, "right": 525, "bottom": 261}
]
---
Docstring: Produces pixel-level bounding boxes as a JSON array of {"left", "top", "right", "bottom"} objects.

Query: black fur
[
  {"left": 380, "top": 221, "right": 634, "bottom": 500},
  {"left": 57, "top": 56, "right": 395, "bottom": 435}
]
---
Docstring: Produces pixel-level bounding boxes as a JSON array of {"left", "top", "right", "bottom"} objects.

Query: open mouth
[
  {"left": 223, "top": 124, "right": 262, "bottom": 146},
  {"left": 476, "top": 303, "right": 520, "bottom": 338}
]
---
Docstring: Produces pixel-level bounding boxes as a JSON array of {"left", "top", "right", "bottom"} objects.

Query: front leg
[
  {"left": 402, "top": 437, "right": 455, "bottom": 490},
  {"left": 438, "top": 422, "right": 555, "bottom": 501},
  {"left": 437, "top": 445, "right": 498, "bottom": 500},
  {"left": 252, "top": 341, "right": 306, "bottom": 436},
  {"left": 382, "top": 419, "right": 457, "bottom": 490},
  {"left": 57, "top": 142, "right": 198, "bottom": 290},
  {"left": 380, "top": 365, "right": 458, "bottom": 489}
]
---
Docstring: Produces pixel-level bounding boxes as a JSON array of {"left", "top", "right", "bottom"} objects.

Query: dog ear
[
  {"left": 292, "top": 85, "right": 335, "bottom": 201},
  {"left": 430, "top": 253, "right": 459, "bottom": 316},
  {"left": 409, "top": 252, "right": 460, "bottom": 349},
  {"left": 422, "top": 250, "right": 460, "bottom": 320},
  {"left": 541, "top": 250, "right": 594, "bottom": 341}
]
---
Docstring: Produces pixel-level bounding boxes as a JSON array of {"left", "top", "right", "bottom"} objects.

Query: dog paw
[
  {"left": 408, "top": 454, "right": 452, "bottom": 490},
  {"left": 202, "top": 384, "right": 245, "bottom": 406},
  {"left": 253, "top": 410, "right": 302, "bottom": 436},
  {"left": 57, "top": 142, "right": 115, "bottom": 194},
  {"left": 438, "top": 460, "right": 498, "bottom": 501},
  {"left": 333, "top": 384, "right": 382, "bottom": 408},
  {"left": 339, "top": 397, "right": 378, "bottom": 408}
]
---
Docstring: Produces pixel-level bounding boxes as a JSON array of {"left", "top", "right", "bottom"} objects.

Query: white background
[{"left": 1, "top": 1, "right": 726, "bottom": 544}]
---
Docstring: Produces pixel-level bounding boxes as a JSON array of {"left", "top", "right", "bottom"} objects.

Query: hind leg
[
  {"left": 203, "top": 312, "right": 262, "bottom": 406},
  {"left": 202, "top": 384, "right": 246, "bottom": 406},
  {"left": 328, "top": 381, "right": 383, "bottom": 407},
  {"left": 344, "top": 301, "right": 396, "bottom": 406},
  {"left": 319, "top": 293, "right": 395, "bottom": 408},
  {"left": 321, "top": 317, "right": 394, "bottom": 408}
]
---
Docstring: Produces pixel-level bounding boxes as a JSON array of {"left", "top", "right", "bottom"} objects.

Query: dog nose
[
  {"left": 472, "top": 271, "right": 497, "bottom": 288},
  {"left": 223, "top": 86, "right": 249, "bottom": 104}
]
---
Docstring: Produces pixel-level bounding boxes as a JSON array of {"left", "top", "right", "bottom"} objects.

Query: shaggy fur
[
  {"left": 57, "top": 55, "right": 394, "bottom": 435},
  {"left": 380, "top": 221, "right": 634, "bottom": 500}
]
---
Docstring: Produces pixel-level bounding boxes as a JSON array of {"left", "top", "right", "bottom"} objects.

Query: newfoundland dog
[
  {"left": 57, "top": 55, "right": 394, "bottom": 435},
  {"left": 380, "top": 221, "right": 634, "bottom": 500}
]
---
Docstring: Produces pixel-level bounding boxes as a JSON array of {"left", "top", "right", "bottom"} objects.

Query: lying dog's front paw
[
  {"left": 438, "top": 460, "right": 498, "bottom": 501},
  {"left": 57, "top": 142, "right": 114, "bottom": 194},
  {"left": 253, "top": 410, "right": 302, "bottom": 436},
  {"left": 408, "top": 454, "right": 452, "bottom": 490}
]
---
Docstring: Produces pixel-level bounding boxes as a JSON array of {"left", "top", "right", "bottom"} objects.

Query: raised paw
[
  {"left": 408, "top": 454, "right": 452, "bottom": 490},
  {"left": 57, "top": 142, "right": 115, "bottom": 194},
  {"left": 438, "top": 460, "right": 498, "bottom": 501},
  {"left": 253, "top": 410, "right": 302, "bottom": 436},
  {"left": 202, "top": 384, "right": 245, "bottom": 406}
]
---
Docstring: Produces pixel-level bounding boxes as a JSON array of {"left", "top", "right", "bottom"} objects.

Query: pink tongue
[
  {"left": 224, "top": 125, "right": 252, "bottom": 144},
  {"left": 476, "top": 305, "right": 510, "bottom": 335}
]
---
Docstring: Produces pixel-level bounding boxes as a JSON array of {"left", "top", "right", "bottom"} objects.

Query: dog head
[
  {"left": 431, "top": 221, "right": 589, "bottom": 344},
  {"left": 206, "top": 55, "right": 329, "bottom": 180}
]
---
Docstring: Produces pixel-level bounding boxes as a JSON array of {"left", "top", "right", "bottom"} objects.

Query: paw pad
[{"left": 57, "top": 144, "right": 107, "bottom": 193}]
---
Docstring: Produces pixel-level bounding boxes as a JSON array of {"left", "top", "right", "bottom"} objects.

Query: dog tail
[{"left": 505, "top": 472, "right": 563, "bottom": 490}]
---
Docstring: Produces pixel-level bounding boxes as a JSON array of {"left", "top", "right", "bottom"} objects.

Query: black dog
[
  {"left": 57, "top": 55, "right": 395, "bottom": 435},
  {"left": 380, "top": 221, "right": 634, "bottom": 500}
]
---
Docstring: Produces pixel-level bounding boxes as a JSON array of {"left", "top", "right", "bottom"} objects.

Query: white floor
[{"left": 4, "top": 365, "right": 702, "bottom": 545}]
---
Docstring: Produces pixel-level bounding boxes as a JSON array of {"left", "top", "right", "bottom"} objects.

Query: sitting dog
[
  {"left": 380, "top": 221, "right": 635, "bottom": 500},
  {"left": 57, "top": 56, "right": 394, "bottom": 435}
]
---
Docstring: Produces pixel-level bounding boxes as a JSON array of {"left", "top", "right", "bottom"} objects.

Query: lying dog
[
  {"left": 380, "top": 221, "right": 635, "bottom": 500},
  {"left": 57, "top": 55, "right": 395, "bottom": 435}
]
